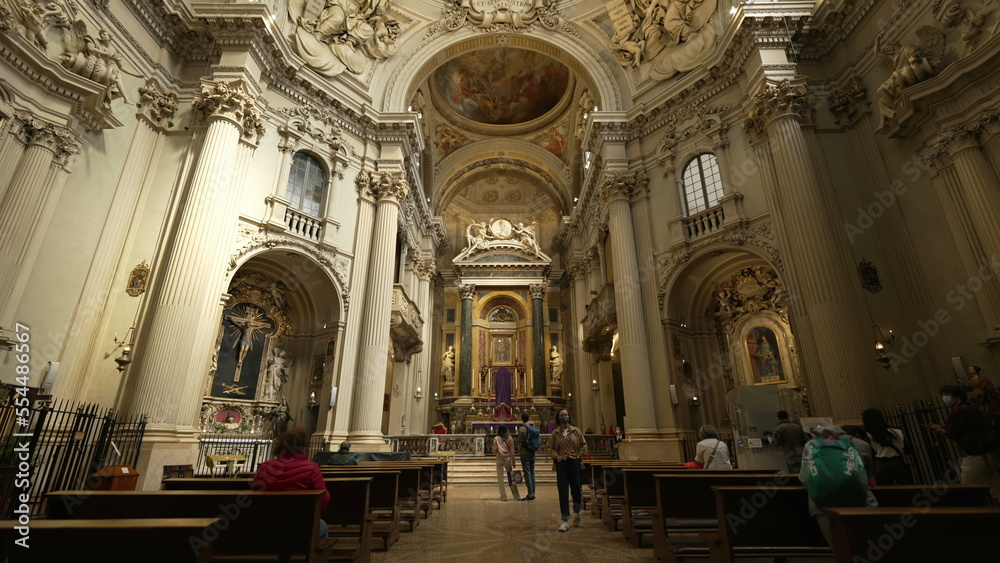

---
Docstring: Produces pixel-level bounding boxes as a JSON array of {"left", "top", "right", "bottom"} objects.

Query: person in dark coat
[{"left": 773, "top": 410, "right": 809, "bottom": 473}]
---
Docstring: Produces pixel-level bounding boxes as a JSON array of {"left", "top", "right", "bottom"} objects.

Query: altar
[{"left": 470, "top": 421, "right": 524, "bottom": 434}]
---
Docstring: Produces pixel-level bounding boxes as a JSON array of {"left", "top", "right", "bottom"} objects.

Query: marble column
[
  {"left": 121, "top": 80, "right": 264, "bottom": 429},
  {"left": 53, "top": 82, "right": 179, "bottom": 400},
  {"left": 599, "top": 172, "right": 658, "bottom": 434},
  {"left": 412, "top": 259, "right": 435, "bottom": 433},
  {"left": 458, "top": 283, "right": 475, "bottom": 397},
  {"left": 350, "top": 173, "right": 408, "bottom": 444},
  {"left": 329, "top": 169, "right": 378, "bottom": 441},
  {"left": 0, "top": 115, "right": 80, "bottom": 327},
  {"left": 530, "top": 284, "right": 547, "bottom": 396},
  {"left": 745, "top": 78, "right": 875, "bottom": 418}
]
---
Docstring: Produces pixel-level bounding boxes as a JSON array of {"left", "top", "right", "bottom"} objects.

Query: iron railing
[
  {"left": 882, "top": 401, "right": 964, "bottom": 485},
  {"left": 0, "top": 398, "right": 146, "bottom": 517}
]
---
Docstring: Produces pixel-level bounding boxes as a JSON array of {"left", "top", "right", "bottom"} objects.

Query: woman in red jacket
[{"left": 253, "top": 429, "right": 329, "bottom": 562}]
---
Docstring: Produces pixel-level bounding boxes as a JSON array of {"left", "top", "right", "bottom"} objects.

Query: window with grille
[
  {"left": 682, "top": 153, "right": 724, "bottom": 216},
  {"left": 286, "top": 152, "right": 326, "bottom": 217}
]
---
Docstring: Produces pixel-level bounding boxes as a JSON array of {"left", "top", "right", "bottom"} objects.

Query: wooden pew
[
  {"left": 602, "top": 462, "right": 684, "bottom": 531},
  {"left": 356, "top": 461, "right": 436, "bottom": 519},
  {"left": 649, "top": 472, "right": 781, "bottom": 562},
  {"left": 162, "top": 477, "right": 253, "bottom": 490},
  {"left": 323, "top": 478, "right": 375, "bottom": 563},
  {"left": 826, "top": 506, "right": 1000, "bottom": 562},
  {"left": 46, "top": 490, "right": 334, "bottom": 563},
  {"left": 870, "top": 484, "right": 991, "bottom": 507},
  {"left": 321, "top": 468, "right": 402, "bottom": 550},
  {"left": 324, "top": 464, "right": 422, "bottom": 532},
  {"left": 0, "top": 518, "right": 221, "bottom": 563}
]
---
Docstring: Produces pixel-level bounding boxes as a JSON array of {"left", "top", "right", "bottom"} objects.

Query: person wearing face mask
[
  {"left": 925, "top": 385, "right": 1000, "bottom": 502},
  {"left": 547, "top": 408, "right": 588, "bottom": 532}
]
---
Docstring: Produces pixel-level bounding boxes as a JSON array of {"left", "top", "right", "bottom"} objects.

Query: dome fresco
[{"left": 433, "top": 48, "right": 571, "bottom": 126}]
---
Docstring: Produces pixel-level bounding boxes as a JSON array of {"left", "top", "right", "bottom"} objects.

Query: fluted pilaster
[
  {"left": 599, "top": 172, "right": 658, "bottom": 433},
  {"left": 459, "top": 283, "right": 475, "bottom": 397},
  {"left": 350, "top": 173, "right": 408, "bottom": 443},
  {"left": 570, "top": 264, "right": 596, "bottom": 428},
  {"left": 745, "top": 78, "right": 874, "bottom": 418},
  {"left": 122, "top": 79, "right": 263, "bottom": 425},
  {"left": 330, "top": 170, "right": 378, "bottom": 438},
  {"left": 0, "top": 115, "right": 80, "bottom": 326},
  {"left": 54, "top": 88, "right": 178, "bottom": 399}
]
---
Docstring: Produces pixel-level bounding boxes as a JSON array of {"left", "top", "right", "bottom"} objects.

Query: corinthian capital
[
  {"left": 136, "top": 80, "right": 179, "bottom": 130},
  {"left": 14, "top": 113, "right": 80, "bottom": 165},
  {"left": 744, "top": 78, "right": 814, "bottom": 138},
  {"left": 829, "top": 76, "right": 869, "bottom": 128},
  {"left": 192, "top": 80, "right": 265, "bottom": 142},
  {"left": 598, "top": 171, "right": 645, "bottom": 204},
  {"left": 458, "top": 284, "right": 476, "bottom": 300},
  {"left": 529, "top": 284, "right": 547, "bottom": 300},
  {"left": 371, "top": 172, "right": 409, "bottom": 204}
]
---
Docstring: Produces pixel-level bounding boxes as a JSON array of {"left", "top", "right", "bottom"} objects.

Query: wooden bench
[
  {"left": 351, "top": 461, "right": 436, "bottom": 519},
  {"left": 649, "top": 472, "right": 782, "bottom": 562},
  {"left": 0, "top": 518, "right": 221, "bottom": 563},
  {"left": 323, "top": 478, "right": 375, "bottom": 563},
  {"left": 324, "top": 464, "right": 423, "bottom": 532},
  {"left": 320, "top": 469, "right": 402, "bottom": 550},
  {"left": 602, "top": 462, "right": 684, "bottom": 532},
  {"left": 826, "top": 506, "right": 1000, "bottom": 562},
  {"left": 162, "top": 477, "right": 254, "bottom": 490},
  {"left": 46, "top": 490, "right": 335, "bottom": 563}
]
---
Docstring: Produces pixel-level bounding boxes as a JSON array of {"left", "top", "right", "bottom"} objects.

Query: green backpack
[{"left": 799, "top": 428, "right": 869, "bottom": 508}]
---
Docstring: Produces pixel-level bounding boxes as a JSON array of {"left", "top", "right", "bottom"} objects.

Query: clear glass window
[
  {"left": 286, "top": 153, "right": 326, "bottom": 217},
  {"left": 682, "top": 153, "right": 724, "bottom": 216}
]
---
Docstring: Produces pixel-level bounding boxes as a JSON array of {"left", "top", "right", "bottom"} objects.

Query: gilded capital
[
  {"left": 529, "top": 284, "right": 547, "bottom": 300},
  {"left": 192, "top": 80, "right": 265, "bottom": 142},
  {"left": 136, "top": 81, "right": 179, "bottom": 130},
  {"left": 458, "top": 284, "right": 476, "bottom": 300},
  {"left": 744, "top": 78, "right": 814, "bottom": 138}
]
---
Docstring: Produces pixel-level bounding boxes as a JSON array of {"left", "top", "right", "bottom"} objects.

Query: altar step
[{"left": 446, "top": 456, "right": 557, "bottom": 486}]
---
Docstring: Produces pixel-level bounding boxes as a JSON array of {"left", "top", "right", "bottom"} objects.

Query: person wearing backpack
[
  {"left": 799, "top": 426, "right": 878, "bottom": 546},
  {"left": 926, "top": 385, "right": 1000, "bottom": 502},
  {"left": 516, "top": 412, "right": 538, "bottom": 502},
  {"left": 861, "top": 408, "right": 912, "bottom": 485}
]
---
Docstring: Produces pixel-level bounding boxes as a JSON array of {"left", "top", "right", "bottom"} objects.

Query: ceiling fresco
[{"left": 432, "top": 48, "right": 571, "bottom": 126}]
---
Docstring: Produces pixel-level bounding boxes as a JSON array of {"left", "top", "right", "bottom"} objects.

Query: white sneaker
[
  {"left": 573, "top": 513, "right": 581, "bottom": 527},
  {"left": 558, "top": 521, "right": 570, "bottom": 532}
]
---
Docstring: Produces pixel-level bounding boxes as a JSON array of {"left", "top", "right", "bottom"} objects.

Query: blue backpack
[
  {"left": 522, "top": 424, "right": 541, "bottom": 451},
  {"left": 800, "top": 428, "right": 869, "bottom": 508}
]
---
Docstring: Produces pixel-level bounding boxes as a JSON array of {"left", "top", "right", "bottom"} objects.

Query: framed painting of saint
[
  {"left": 491, "top": 334, "right": 514, "bottom": 365},
  {"left": 745, "top": 326, "right": 785, "bottom": 384}
]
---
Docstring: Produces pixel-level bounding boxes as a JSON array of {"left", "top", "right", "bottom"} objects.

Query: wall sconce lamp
[
  {"left": 308, "top": 390, "right": 317, "bottom": 407},
  {"left": 113, "top": 327, "right": 135, "bottom": 373},
  {"left": 873, "top": 325, "right": 895, "bottom": 369},
  {"left": 688, "top": 395, "right": 701, "bottom": 408},
  {"left": 591, "top": 378, "right": 600, "bottom": 392},
  {"left": 415, "top": 386, "right": 424, "bottom": 402}
]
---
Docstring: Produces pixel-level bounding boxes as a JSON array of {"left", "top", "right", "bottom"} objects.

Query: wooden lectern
[{"left": 89, "top": 465, "right": 140, "bottom": 490}]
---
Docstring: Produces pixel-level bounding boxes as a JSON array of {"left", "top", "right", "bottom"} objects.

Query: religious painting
[
  {"left": 745, "top": 326, "right": 785, "bottom": 384},
  {"left": 434, "top": 124, "right": 471, "bottom": 158},
  {"left": 211, "top": 303, "right": 274, "bottom": 399},
  {"left": 432, "top": 48, "right": 571, "bottom": 125},
  {"left": 531, "top": 120, "right": 568, "bottom": 158},
  {"left": 858, "top": 258, "right": 882, "bottom": 293},
  {"left": 491, "top": 334, "right": 514, "bottom": 365},
  {"left": 125, "top": 261, "right": 149, "bottom": 297}
]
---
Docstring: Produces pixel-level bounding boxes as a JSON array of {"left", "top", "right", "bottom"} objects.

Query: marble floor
[{"left": 371, "top": 485, "right": 654, "bottom": 562}]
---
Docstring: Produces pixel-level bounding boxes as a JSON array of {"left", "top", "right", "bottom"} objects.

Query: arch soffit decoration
[
  {"left": 474, "top": 292, "right": 530, "bottom": 320},
  {"left": 228, "top": 242, "right": 348, "bottom": 321},
  {"left": 434, "top": 141, "right": 571, "bottom": 214},
  {"left": 378, "top": 28, "right": 624, "bottom": 114},
  {"left": 662, "top": 245, "right": 779, "bottom": 323}
]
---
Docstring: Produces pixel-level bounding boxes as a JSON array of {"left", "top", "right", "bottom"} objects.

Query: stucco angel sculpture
[
  {"left": 288, "top": 0, "right": 400, "bottom": 77},
  {"left": 60, "top": 24, "right": 142, "bottom": 107},
  {"left": 610, "top": 0, "right": 718, "bottom": 81}
]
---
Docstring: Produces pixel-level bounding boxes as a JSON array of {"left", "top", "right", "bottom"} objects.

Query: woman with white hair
[{"left": 694, "top": 424, "right": 732, "bottom": 469}]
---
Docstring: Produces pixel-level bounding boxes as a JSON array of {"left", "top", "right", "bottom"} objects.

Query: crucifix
[{"left": 226, "top": 305, "right": 271, "bottom": 382}]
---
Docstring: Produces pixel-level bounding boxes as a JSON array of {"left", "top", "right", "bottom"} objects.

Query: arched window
[
  {"left": 286, "top": 152, "right": 326, "bottom": 217},
  {"left": 682, "top": 153, "right": 724, "bottom": 215}
]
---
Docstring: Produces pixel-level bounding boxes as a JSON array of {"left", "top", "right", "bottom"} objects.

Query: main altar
[{"left": 436, "top": 218, "right": 567, "bottom": 433}]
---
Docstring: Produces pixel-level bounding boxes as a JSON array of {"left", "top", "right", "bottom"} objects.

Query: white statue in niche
[
  {"left": 264, "top": 346, "right": 293, "bottom": 402},
  {"left": 288, "top": 0, "right": 400, "bottom": 77},
  {"left": 549, "top": 345, "right": 563, "bottom": 383},
  {"left": 441, "top": 345, "right": 455, "bottom": 382},
  {"left": 609, "top": 0, "right": 718, "bottom": 81}
]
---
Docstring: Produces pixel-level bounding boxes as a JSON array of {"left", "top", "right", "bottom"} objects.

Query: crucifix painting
[{"left": 211, "top": 303, "right": 274, "bottom": 399}]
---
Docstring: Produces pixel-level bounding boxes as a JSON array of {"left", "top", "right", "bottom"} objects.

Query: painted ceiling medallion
[{"left": 433, "top": 48, "right": 570, "bottom": 126}]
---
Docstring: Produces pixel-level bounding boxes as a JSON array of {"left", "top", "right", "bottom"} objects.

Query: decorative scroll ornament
[
  {"left": 605, "top": 0, "right": 718, "bottom": 80},
  {"left": 441, "top": 0, "right": 561, "bottom": 33},
  {"left": 713, "top": 266, "right": 786, "bottom": 330},
  {"left": 288, "top": 0, "right": 400, "bottom": 77},
  {"left": 136, "top": 80, "right": 179, "bottom": 129},
  {"left": 828, "top": 76, "right": 869, "bottom": 128}
]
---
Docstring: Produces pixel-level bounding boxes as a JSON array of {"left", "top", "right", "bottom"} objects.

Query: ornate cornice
[
  {"left": 743, "top": 78, "right": 814, "bottom": 140},
  {"left": 439, "top": 0, "right": 561, "bottom": 33},
  {"left": 136, "top": 79, "right": 178, "bottom": 131},
  {"left": 795, "top": 0, "right": 880, "bottom": 61}
]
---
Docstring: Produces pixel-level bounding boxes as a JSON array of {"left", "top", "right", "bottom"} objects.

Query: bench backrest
[
  {"left": 321, "top": 469, "right": 399, "bottom": 511},
  {"left": 713, "top": 486, "right": 825, "bottom": 549},
  {"left": 322, "top": 478, "right": 371, "bottom": 527},
  {"left": 46, "top": 490, "right": 323, "bottom": 558},
  {"left": 161, "top": 478, "right": 253, "bottom": 490},
  {"left": 655, "top": 473, "right": 783, "bottom": 520},
  {"left": 870, "top": 484, "right": 990, "bottom": 507}
]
